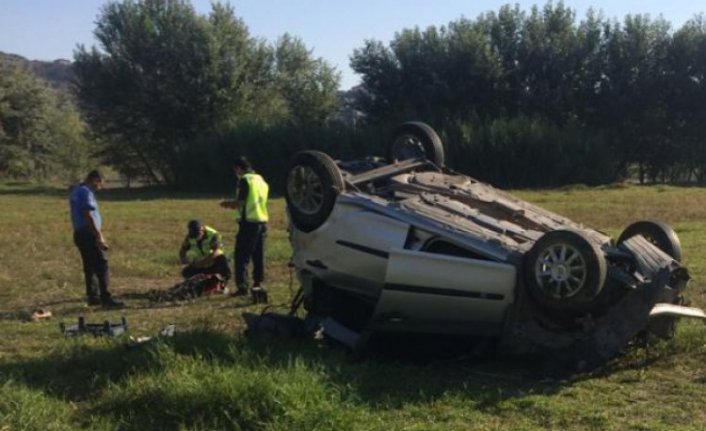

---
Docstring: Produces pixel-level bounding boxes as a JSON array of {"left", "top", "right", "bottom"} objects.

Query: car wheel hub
[
  {"left": 534, "top": 244, "right": 588, "bottom": 299},
  {"left": 391, "top": 134, "right": 425, "bottom": 160},
  {"left": 287, "top": 165, "right": 324, "bottom": 215},
  {"left": 551, "top": 264, "right": 569, "bottom": 281}
]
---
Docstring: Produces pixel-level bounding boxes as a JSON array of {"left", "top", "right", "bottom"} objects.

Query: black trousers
[
  {"left": 73, "top": 228, "right": 111, "bottom": 300},
  {"left": 182, "top": 254, "right": 231, "bottom": 281},
  {"left": 234, "top": 222, "right": 266, "bottom": 288}
]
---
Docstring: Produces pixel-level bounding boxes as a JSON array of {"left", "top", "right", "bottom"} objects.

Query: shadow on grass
[
  {"left": 0, "top": 339, "right": 160, "bottom": 400},
  {"left": 0, "top": 326, "right": 595, "bottom": 430},
  {"left": 0, "top": 291, "right": 250, "bottom": 323},
  {"left": 0, "top": 296, "right": 88, "bottom": 322},
  {"left": 0, "top": 327, "right": 565, "bottom": 406}
]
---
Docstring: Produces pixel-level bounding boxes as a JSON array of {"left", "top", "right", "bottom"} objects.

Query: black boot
[{"left": 102, "top": 297, "right": 124, "bottom": 308}]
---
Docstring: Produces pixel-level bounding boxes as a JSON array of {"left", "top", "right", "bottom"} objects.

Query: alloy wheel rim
[
  {"left": 287, "top": 165, "right": 324, "bottom": 215},
  {"left": 534, "top": 243, "right": 588, "bottom": 299}
]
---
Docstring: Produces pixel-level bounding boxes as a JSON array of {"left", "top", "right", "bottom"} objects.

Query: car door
[{"left": 370, "top": 248, "right": 516, "bottom": 335}]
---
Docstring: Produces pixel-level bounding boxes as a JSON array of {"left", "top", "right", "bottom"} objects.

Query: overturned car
[{"left": 279, "top": 121, "right": 705, "bottom": 370}]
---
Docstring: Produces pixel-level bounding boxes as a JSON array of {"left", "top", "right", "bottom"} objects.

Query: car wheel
[
  {"left": 285, "top": 150, "right": 344, "bottom": 233},
  {"left": 524, "top": 230, "right": 607, "bottom": 310},
  {"left": 617, "top": 220, "right": 682, "bottom": 261},
  {"left": 387, "top": 121, "right": 445, "bottom": 166}
]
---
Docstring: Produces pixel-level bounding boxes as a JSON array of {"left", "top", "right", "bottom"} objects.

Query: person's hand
[{"left": 97, "top": 236, "right": 109, "bottom": 251}]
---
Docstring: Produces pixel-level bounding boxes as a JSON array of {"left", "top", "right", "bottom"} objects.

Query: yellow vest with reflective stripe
[
  {"left": 185, "top": 226, "right": 224, "bottom": 262},
  {"left": 236, "top": 172, "right": 269, "bottom": 223}
]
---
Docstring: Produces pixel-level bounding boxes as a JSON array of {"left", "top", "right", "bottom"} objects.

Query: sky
[{"left": 1, "top": 0, "right": 703, "bottom": 90}]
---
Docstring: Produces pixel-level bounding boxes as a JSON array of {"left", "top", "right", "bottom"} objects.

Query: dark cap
[
  {"left": 233, "top": 156, "right": 252, "bottom": 171},
  {"left": 187, "top": 220, "right": 203, "bottom": 238}
]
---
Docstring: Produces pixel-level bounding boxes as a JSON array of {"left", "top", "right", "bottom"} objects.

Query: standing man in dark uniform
[
  {"left": 220, "top": 157, "right": 269, "bottom": 299},
  {"left": 69, "top": 170, "right": 123, "bottom": 307}
]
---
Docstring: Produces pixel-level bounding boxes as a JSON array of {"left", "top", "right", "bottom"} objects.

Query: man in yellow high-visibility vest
[
  {"left": 220, "top": 157, "right": 269, "bottom": 299},
  {"left": 179, "top": 220, "right": 231, "bottom": 282}
]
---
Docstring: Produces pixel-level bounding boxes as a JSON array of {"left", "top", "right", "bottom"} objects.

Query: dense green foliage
[
  {"left": 73, "top": 0, "right": 340, "bottom": 185},
  {"left": 177, "top": 122, "right": 388, "bottom": 192},
  {"left": 351, "top": 4, "right": 706, "bottom": 186},
  {"left": 0, "top": 60, "right": 90, "bottom": 181}
]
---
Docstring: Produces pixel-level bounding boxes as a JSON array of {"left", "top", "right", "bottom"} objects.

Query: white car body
[{"left": 279, "top": 122, "right": 706, "bottom": 370}]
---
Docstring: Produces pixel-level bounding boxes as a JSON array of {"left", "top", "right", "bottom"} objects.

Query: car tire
[
  {"left": 524, "top": 230, "right": 607, "bottom": 310},
  {"left": 617, "top": 220, "right": 682, "bottom": 261},
  {"left": 386, "top": 121, "right": 445, "bottom": 166},
  {"left": 285, "top": 150, "right": 344, "bottom": 233}
]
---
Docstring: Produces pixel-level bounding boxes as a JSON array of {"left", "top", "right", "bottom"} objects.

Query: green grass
[{"left": 1, "top": 182, "right": 706, "bottom": 430}]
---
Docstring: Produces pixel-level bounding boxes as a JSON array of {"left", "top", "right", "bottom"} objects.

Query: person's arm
[
  {"left": 220, "top": 178, "right": 248, "bottom": 209},
  {"left": 179, "top": 238, "right": 190, "bottom": 264},
  {"left": 208, "top": 233, "right": 222, "bottom": 258},
  {"left": 83, "top": 209, "right": 108, "bottom": 250},
  {"left": 187, "top": 230, "right": 223, "bottom": 267},
  {"left": 195, "top": 232, "right": 222, "bottom": 266},
  {"left": 80, "top": 188, "right": 108, "bottom": 250}
]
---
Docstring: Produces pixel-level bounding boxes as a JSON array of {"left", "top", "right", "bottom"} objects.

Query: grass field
[{"left": 1, "top": 182, "right": 706, "bottom": 430}]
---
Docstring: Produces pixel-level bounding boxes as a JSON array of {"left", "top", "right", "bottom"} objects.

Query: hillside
[{"left": 0, "top": 51, "right": 73, "bottom": 91}]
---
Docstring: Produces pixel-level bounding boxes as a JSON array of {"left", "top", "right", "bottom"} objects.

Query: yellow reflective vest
[
  {"left": 236, "top": 172, "right": 269, "bottom": 223},
  {"left": 185, "top": 226, "right": 224, "bottom": 263}
]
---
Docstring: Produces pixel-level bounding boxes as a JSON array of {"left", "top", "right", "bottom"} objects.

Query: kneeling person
[{"left": 179, "top": 220, "right": 231, "bottom": 283}]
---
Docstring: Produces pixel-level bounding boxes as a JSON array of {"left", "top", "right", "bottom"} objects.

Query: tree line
[
  {"left": 351, "top": 3, "right": 706, "bottom": 186},
  {"left": 1, "top": 1, "right": 706, "bottom": 189}
]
